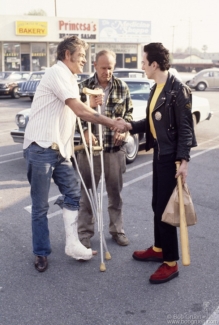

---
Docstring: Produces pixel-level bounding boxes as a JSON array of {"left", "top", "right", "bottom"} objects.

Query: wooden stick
[{"left": 175, "top": 161, "right": 190, "bottom": 266}]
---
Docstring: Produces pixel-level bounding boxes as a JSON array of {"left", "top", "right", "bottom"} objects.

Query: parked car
[
  {"left": 188, "top": 68, "right": 219, "bottom": 91},
  {"left": 169, "top": 68, "right": 182, "bottom": 81},
  {"left": 114, "top": 68, "right": 146, "bottom": 78},
  {"left": 11, "top": 77, "right": 212, "bottom": 163},
  {"left": 17, "top": 71, "right": 45, "bottom": 100},
  {"left": 18, "top": 71, "right": 91, "bottom": 101},
  {"left": 0, "top": 71, "right": 30, "bottom": 98},
  {"left": 77, "top": 73, "right": 91, "bottom": 83},
  {"left": 0, "top": 72, "right": 12, "bottom": 79},
  {"left": 114, "top": 68, "right": 181, "bottom": 81}
]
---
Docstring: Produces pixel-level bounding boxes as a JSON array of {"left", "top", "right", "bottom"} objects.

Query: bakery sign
[
  {"left": 58, "top": 19, "right": 98, "bottom": 41},
  {"left": 16, "top": 21, "right": 48, "bottom": 36}
]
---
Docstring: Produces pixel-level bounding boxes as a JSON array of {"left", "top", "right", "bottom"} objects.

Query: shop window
[
  {"left": 83, "top": 57, "right": 89, "bottom": 73},
  {"left": 124, "top": 54, "right": 137, "bottom": 69},
  {"left": 4, "top": 43, "right": 20, "bottom": 71},
  {"left": 115, "top": 54, "right": 123, "bottom": 68},
  {"left": 31, "top": 43, "right": 47, "bottom": 71},
  {"left": 49, "top": 43, "right": 58, "bottom": 66},
  {"left": 0, "top": 42, "right": 2, "bottom": 72}
]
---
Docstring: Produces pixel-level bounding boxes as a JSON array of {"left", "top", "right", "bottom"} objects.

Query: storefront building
[{"left": 0, "top": 16, "right": 151, "bottom": 73}]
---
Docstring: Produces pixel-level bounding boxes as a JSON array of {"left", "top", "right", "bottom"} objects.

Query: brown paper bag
[{"left": 162, "top": 183, "right": 197, "bottom": 227}]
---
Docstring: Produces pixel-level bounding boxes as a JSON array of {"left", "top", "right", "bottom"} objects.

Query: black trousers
[{"left": 152, "top": 144, "right": 179, "bottom": 261}]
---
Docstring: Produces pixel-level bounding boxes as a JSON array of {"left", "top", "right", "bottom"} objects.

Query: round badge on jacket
[{"left": 155, "top": 112, "right": 162, "bottom": 120}]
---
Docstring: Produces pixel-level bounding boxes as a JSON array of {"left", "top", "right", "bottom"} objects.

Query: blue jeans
[{"left": 23, "top": 143, "right": 81, "bottom": 257}]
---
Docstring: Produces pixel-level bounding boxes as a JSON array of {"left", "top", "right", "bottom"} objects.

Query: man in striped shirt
[{"left": 23, "top": 36, "right": 128, "bottom": 272}]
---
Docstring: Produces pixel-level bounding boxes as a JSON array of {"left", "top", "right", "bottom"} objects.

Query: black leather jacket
[{"left": 130, "top": 73, "right": 197, "bottom": 161}]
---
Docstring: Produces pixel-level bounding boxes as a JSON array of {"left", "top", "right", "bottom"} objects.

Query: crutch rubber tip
[
  {"left": 100, "top": 263, "right": 106, "bottom": 272},
  {"left": 105, "top": 252, "right": 111, "bottom": 260}
]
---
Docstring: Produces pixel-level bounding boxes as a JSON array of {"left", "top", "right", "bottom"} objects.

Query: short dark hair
[
  {"left": 143, "top": 43, "right": 170, "bottom": 71},
  {"left": 56, "top": 36, "right": 89, "bottom": 61}
]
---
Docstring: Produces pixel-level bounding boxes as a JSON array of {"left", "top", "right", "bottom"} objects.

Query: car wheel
[
  {"left": 196, "top": 82, "right": 206, "bottom": 91},
  {"left": 11, "top": 87, "right": 20, "bottom": 99},
  {"left": 124, "top": 134, "right": 139, "bottom": 164}
]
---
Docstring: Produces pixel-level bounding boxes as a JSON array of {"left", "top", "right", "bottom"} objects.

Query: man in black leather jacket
[{"left": 126, "top": 43, "right": 197, "bottom": 284}]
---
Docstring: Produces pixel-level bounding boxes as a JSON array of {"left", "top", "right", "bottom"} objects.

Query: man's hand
[
  {"left": 111, "top": 117, "right": 132, "bottom": 132},
  {"left": 84, "top": 130, "right": 98, "bottom": 145},
  {"left": 175, "top": 160, "right": 188, "bottom": 184},
  {"left": 113, "top": 132, "right": 126, "bottom": 146},
  {"left": 89, "top": 88, "right": 104, "bottom": 108},
  {"left": 111, "top": 118, "right": 130, "bottom": 133}
]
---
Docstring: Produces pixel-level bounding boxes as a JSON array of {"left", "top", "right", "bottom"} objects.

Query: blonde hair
[{"left": 95, "top": 50, "right": 116, "bottom": 62}]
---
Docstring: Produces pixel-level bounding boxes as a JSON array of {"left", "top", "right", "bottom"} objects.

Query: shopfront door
[
  {"left": 21, "top": 53, "right": 30, "bottom": 71},
  {"left": 21, "top": 43, "right": 30, "bottom": 72}
]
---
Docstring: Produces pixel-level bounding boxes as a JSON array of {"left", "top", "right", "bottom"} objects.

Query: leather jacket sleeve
[
  {"left": 174, "top": 85, "right": 197, "bottom": 161},
  {"left": 130, "top": 118, "right": 146, "bottom": 134}
]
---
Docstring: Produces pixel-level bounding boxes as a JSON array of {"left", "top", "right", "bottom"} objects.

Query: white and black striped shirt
[{"left": 23, "top": 60, "right": 80, "bottom": 159}]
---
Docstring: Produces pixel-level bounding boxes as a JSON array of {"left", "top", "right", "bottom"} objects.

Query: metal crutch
[{"left": 73, "top": 87, "right": 111, "bottom": 271}]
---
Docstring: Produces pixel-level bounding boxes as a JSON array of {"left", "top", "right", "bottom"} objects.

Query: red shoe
[
  {"left": 149, "top": 263, "right": 179, "bottom": 284},
  {"left": 132, "top": 246, "right": 163, "bottom": 262}
]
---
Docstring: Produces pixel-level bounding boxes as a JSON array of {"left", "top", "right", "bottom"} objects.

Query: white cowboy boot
[{"left": 63, "top": 208, "right": 93, "bottom": 260}]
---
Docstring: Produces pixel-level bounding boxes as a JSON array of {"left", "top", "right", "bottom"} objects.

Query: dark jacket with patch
[{"left": 130, "top": 72, "right": 197, "bottom": 161}]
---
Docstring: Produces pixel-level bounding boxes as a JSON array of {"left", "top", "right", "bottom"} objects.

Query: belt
[
  {"left": 31, "top": 142, "right": 59, "bottom": 151},
  {"left": 51, "top": 143, "right": 59, "bottom": 150}
]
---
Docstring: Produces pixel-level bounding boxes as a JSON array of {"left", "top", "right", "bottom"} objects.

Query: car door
[
  {"left": 213, "top": 71, "right": 219, "bottom": 88},
  {"left": 205, "top": 71, "right": 214, "bottom": 88}
]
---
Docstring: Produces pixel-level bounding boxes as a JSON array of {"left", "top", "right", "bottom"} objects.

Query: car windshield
[
  {"left": 5, "top": 73, "right": 29, "bottom": 81},
  {"left": 0, "top": 72, "right": 11, "bottom": 79},
  {"left": 114, "top": 71, "right": 145, "bottom": 78},
  {"left": 77, "top": 74, "right": 90, "bottom": 83},
  {"left": 125, "top": 81, "right": 151, "bottom": 101},
  {"left": 29, "top": 73, "right": 44, "bottom": 81}
]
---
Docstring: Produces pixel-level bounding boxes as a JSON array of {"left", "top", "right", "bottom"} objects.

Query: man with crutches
[
  {"left": 23, "top": 37, "right": 128, "bottom": 272},
  {"left": 77, "top": 50, "right": 133, "bottom": 250}
]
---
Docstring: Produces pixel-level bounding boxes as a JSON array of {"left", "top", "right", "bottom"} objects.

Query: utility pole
[
  {"left": 171, "top": 25, "right": 176, "bottom": 60},
  {"left": 188, "top": 18, "right": 192, "bottom": 71},
  {"left": 54, "top": 0, "right": 57, "bottom": 16},
  {"left": 180, "top": 18, "right": 192, "bottom": 71}
]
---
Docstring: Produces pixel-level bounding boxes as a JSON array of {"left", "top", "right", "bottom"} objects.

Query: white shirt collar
[{"left": 57, "top": 60, "right": 78, "bottom": 79}]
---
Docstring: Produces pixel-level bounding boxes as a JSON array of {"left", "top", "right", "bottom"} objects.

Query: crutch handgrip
[
  {"left": 74, "top": 144, "right": 85, "bottom": 152},
  {"left": 83, "top": 87, "right": 103, "bottom": 96}
]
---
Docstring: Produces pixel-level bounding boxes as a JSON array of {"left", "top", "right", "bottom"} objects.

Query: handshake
[{"left": 111, "top": 117, "right": 132, "bottom": 133}]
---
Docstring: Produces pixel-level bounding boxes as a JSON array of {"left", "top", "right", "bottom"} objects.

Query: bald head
[{"left": 94, "top": 50, "right": 116, "bottom": 86}]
